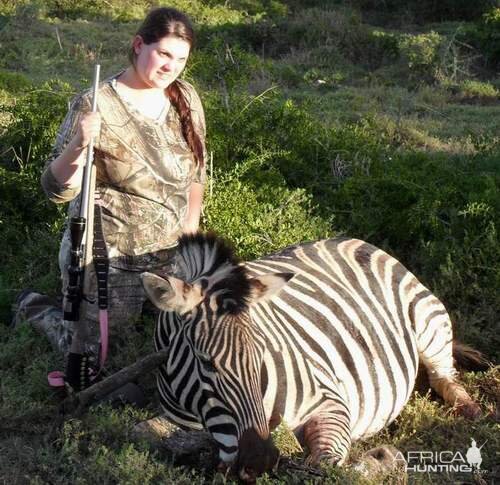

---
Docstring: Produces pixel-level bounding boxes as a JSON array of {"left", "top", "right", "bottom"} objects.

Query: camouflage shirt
[{"left": 41, "top": 75, "right": 207, "bottom": 270}]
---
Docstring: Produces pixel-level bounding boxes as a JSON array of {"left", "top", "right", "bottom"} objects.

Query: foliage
[
  {"left": 204, "top": 154, "right": 333, "bottom": 259},
  {"left": 349, "top": 0, "right": 498, "bottom": 23},
  {"left": 0, "top": 78, "right": 74, "bottom": 173},
  {"left": 457, "top": 7, "right": 500, "bottom": 70},
  {"left": 0, "top": 70, "right": 32, "bottom": 95},
  {"left": 0, "top": 78, "right": 70, "bottom": 294},
  {"left": 456, "top": 79, "right": 500, "bottom": 103},
  {"left": 398, "top": 31, "right": 444, "bottom": 83},
  {"left": 329, "top": 152, "right": 500, "bottom": 359}
]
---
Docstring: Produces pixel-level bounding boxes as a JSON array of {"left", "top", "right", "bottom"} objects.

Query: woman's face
[{"left": 132, "top": 34, "right": 191, "bottom": 89}]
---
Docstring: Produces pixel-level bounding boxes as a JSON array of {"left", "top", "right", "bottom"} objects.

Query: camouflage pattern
[
  {"left": 28, "top": 74, "right": 206, "bottom": 359},
  {"left": 42, "top": 75, "right": 207, "bottom": 269},
  {"left": 15, "top": 251, "right": 176, "bottom": 359}
]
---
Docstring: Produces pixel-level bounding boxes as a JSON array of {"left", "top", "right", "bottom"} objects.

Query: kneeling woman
[{"left": 13, "top": 7, "right": 207, "bottom": 390}]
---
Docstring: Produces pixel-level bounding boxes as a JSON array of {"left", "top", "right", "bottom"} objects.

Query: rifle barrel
[{"left": 79, "top": 64, "right": 101, "bottom": 219}]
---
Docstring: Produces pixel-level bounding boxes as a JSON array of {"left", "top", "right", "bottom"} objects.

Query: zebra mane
[{"left": 173, "top": 232, "right": 252, "bottom": 314}]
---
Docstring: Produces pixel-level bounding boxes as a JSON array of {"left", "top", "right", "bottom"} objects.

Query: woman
[{"left": 13, "top": 7, "right": 206, "bottom": 391}]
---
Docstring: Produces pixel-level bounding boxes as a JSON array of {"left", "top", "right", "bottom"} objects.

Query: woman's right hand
[
  {"left": 48, "top": 111, "right": 101, "bottom": 188},
  {"left": 73, "top": 112, "right": 101, "bottom": 149}
]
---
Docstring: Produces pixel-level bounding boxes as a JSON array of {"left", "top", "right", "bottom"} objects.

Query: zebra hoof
[
  {"left": 351, "top": 445, "right": 405, "bottom": 477},
  {"left": 456, "top": 401, "right": 482, "bottom": 420}
]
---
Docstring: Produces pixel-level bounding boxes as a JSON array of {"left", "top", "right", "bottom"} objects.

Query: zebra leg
[
  {"left": 415, "top": 297, "right": 481, "bottom": 419},
  {"left": 301, "top": 404, "right": 351, "bottom": 466}
]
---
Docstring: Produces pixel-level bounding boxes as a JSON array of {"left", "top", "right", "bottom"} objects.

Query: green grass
[{"left": 1, "top": 1, "right": 499, "bottom": 483}]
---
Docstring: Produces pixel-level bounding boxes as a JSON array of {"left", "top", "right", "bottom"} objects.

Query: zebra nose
[
  {"left": 239, "top": 466, "right": 257, "bottom": 483},
  {"left": 237, "top": 428, "right": 280, "bottom": 479}
]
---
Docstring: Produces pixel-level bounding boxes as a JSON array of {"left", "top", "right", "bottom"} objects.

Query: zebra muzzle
[{"left": 236, "top": 428, "right": 279, "bottom": 482}]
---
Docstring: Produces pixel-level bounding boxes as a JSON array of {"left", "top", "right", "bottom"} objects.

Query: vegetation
[{"left": 1, "top": 1, "right": 499, "bottom": 484}]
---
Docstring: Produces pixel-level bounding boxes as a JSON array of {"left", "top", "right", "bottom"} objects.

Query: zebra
[{"left": 141, "top": 232, "right": 482, "bottom": 482}]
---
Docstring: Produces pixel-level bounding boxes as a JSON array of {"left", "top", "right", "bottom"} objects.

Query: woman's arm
[
  {"left": 49, "top": 112, "right": 101, "bottom": 189},
  {"left": 41, "top": 93, "right": 101, "bottom": 204},
  {"left": 183, "top": 182, "right": 205, "bottom": 233}
]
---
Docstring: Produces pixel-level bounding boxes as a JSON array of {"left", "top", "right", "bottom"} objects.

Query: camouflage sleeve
[
  {"left": 40, "top": 93, "right": 91, "bottom": 204},
  {"left": 181, "top": 80, "right": 207, "bottom": 185}
]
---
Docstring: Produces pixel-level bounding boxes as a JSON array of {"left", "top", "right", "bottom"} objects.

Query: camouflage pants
[
  {"left": 16, "top": 265, "right": 149, "bottom": 360},
  {"left": 16, "top": 239, "right": 176, "bottom": 362}
]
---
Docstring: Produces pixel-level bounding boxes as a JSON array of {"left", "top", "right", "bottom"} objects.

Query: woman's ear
[{"left": 132, "top": 35, "right": 144, "bottom": 55}]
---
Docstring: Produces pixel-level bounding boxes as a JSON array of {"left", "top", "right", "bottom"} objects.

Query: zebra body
[
  {"left": 246, "top": 237, "right": 423, "bottom": 442},
  {"left": 142, "top": 233, "right": 479, "bottom": 480}
]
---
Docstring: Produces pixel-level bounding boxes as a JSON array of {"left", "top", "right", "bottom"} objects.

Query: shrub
[
  {"left": 0, "top": 79, "right": 74, "bottom": 174},
  {"left": 0, "top": 70, "right": 32, "bottom": 95},
  {"left": 0, "top": 79, "right": 70, "bottom": 299},
  {"left": 203, "top": 150, "right": 333, "bottom": 259},
  {"left": 398, "top": 31, "right": 444, "bottom": 83},
  {"left": 350, "top": 0, "right": 496, "bottom": 23},
  {"left": 188, "top": 36, "right": 263, "bottom": 92},
  {"left": 457, "top": 79, "right": 499, "bottom": 103},
  {"left": 461, "top": 7, "right": 500, "bottom": 70}
]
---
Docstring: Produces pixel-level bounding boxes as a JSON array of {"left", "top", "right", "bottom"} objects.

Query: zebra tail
[{"left": 453, "top": 341, "right": 490, "bottom": 371}]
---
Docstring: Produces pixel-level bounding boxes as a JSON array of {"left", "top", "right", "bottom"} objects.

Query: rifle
[
  {"left": 57, "top": 64, "right": 109, "bottom": 392},
  {"left": 64, "top": 64, "right": 101, "bottom": 323}
]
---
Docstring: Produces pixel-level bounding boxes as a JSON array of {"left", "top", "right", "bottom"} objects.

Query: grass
[{"left": 1, "top": 1, "right": 499, "bottom": 483}]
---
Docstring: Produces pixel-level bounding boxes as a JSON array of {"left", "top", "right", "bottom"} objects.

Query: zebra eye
[
  {"left": 197, "top": 352, "right": 217, "bottom": 373},
  {"left": 202, "top": 359, "right": 217, "bottom": 373}
]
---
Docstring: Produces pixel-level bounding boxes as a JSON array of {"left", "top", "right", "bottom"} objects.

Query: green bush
[
  {"left": 205, "top": 89, "right": 388, "bottom": 204},
  {"left": 458, "top": 7, "right": 500, "bottom": 70},
  {"left": 0, "top": 79, "right": 74, "bottom": 174},
  {"left": 189, "top": 36, "right": 263, "bottom": 91},
  {"left": 0, "top": 69, "right": 32, "bottom": 94},
  {"left": 268, "top": 7, "right": 395, "bottom": 69},
  {"left": 457, "top": 79, "right": 500, "bottom": 102},
  {"left": 350, "top": 0, "right": 496, "bottom": 23},
  {"left": 210, "top": 0, "right": 288, "bottom": 17},
  {"left": 0, "top": 79, "right": 70, "bottom": 304},
  {"left": 398, "top": 31, "right": 444, "bottom": 83},
  {"left": 36, "top": 0, "right": 152, "bottom": 21},
  {"left": 203, "top": 152, "right": 333, "bottom": 259}
]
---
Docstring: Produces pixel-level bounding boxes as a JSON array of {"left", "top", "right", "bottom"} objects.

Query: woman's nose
[{"left": 161, "top": 60, "right": 175, "bottom": 72}]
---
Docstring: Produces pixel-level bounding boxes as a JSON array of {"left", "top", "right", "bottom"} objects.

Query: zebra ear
[
  {"left": 248, "top": 272, "right": 294, "bottom": 303},
  {"left": 141, "top": 272, "right": 203, "bottom": 313}
]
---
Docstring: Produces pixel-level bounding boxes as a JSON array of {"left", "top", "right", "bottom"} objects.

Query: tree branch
[{"left": 62, "top": 349, "right": 169, "bottom": 416}]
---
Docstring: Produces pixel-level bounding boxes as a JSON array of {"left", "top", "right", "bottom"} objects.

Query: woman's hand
[
  {"left": 74, "top": 112, "right": 101, "bottom": 149},
  {"left": 49, "top": 112, "right": 101, "bottom": 189}
]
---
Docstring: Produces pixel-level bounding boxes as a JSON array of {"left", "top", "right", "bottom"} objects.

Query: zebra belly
[
  {"left": 247, "top": 237, "right": 420, "bottom": 440},
  {"left": 260, "top": 340, "right": 418, "bottom": 441}
]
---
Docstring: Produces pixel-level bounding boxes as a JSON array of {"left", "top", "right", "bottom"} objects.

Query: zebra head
[{"left": 141, "top": 233, "right": 293, "bottom": 481}]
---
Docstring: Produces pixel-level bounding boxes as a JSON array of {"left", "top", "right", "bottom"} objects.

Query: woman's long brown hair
[{"left": 129, "top": 7, "right": 204, "bottom": 167}]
